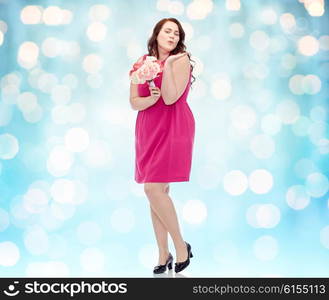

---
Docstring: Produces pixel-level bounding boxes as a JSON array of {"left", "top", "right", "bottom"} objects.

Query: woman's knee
[
  {"left": 165, "top": 184, "right": 170, "bottom": 194},
  {"left": 144, "top": 183, "right": 168, "bottom": 196}
]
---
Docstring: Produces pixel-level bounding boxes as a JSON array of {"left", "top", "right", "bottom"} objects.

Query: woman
[{"left": 129, "top": 18, "right": 196, "bottom": 274}]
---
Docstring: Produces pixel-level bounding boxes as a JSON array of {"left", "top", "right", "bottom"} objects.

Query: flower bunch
[{"left": 129, "top": 56, "right": 163, "bottom": 87}]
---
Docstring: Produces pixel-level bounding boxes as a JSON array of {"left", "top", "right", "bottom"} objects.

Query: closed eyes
[{"left": 165, "top": 29, "right": 179, "bottom": 35}]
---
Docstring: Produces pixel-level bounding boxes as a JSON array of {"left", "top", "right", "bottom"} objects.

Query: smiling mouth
[{"left": 168, "top": 41, "right": 174, "bottom": 44}]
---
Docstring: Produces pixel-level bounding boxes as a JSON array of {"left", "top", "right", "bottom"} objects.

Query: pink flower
[
  {"left": 129, "top": 57, "right": 144, "bottom": 77},
  {"left": 129, "top": 55, "right": 163, "bottom": 85}
]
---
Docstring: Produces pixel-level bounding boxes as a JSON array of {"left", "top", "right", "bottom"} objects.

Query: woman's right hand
[{"left": 149, "top": 86, "right": 161, "bottom": 103}]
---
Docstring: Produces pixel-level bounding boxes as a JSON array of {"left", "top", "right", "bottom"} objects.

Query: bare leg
[
  {"left": 145, "top": 182, "right": 188, "bottom": 263},
  {"left": 150, "top": 184, "right": 170, "bottom": 265}
]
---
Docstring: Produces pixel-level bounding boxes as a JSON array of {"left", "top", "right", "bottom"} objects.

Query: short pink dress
[{"left": 134, "top": 54, "right": 195, "bottom": 183}]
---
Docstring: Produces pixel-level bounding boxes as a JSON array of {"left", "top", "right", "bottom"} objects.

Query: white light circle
[
  {"left": 0, "top": 242, "right": 20, "bottom": 266},
  {"left": 223, "top": 170, "right": 248, "bottom": 196},
  {"left": 182, "top": 199, "right": 207, "bottom": 225},
  {"left": 286, "top": 185, "right": 310, "bottom": 210},
  {"left": 249, "top": 169, "right": 273, "bottom": 194}
]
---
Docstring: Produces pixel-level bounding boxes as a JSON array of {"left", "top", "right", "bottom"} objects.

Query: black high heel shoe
[
  {"left": 174, "top": 242, "right": 193, "bottom": 273},
  {"left": 153, "top": 253, "right": 173, "bottom": 274}
]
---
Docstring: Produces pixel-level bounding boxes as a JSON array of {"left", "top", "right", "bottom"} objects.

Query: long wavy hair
[{"left": 147, "top": 18, "right": 196, "bottom": 89}]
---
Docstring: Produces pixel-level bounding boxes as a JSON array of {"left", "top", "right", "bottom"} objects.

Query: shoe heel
[
  {"left": 168, "top": 262, "right": 172, "bottom": 270},
  {"left": 190, "top": 252, "right": 193, "bottom": 258}
]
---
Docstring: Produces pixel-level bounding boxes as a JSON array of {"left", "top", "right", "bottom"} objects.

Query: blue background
[{"left": 0, "top": 0, "right": 329, "bottom": 277}]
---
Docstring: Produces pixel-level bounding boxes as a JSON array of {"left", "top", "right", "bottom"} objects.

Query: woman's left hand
[{"left": 165, "top": 52, "right": 188, "bottom": 66}]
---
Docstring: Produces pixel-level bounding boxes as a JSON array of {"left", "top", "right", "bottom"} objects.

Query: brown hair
[{"left": 147, "top": 18, "right": 196, "bottom": 89}]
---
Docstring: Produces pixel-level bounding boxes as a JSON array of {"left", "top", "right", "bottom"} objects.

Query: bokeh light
[{"left": 0, "top": 0, "right": 328, "bottom": 278}]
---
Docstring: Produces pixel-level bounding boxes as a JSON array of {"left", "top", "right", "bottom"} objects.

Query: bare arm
[
  {"left": 161, "top": 55, "right": 190, "bottom": 105},
  {"left": 129, "top": 82, "right": 159, "bottom": 111}
]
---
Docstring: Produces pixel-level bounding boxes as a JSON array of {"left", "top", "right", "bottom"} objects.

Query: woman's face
[{"left": 157, "top": 21, "right": 180, "bottom": 53}]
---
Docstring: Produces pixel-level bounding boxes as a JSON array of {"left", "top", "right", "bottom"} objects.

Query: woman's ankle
[{"left": 159, "top": 248, "right": 170, "bottom": 256}]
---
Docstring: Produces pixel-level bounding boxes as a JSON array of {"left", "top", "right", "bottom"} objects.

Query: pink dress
[{"left": 134, "top": 54, "right": 195, "bottom": 183}]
